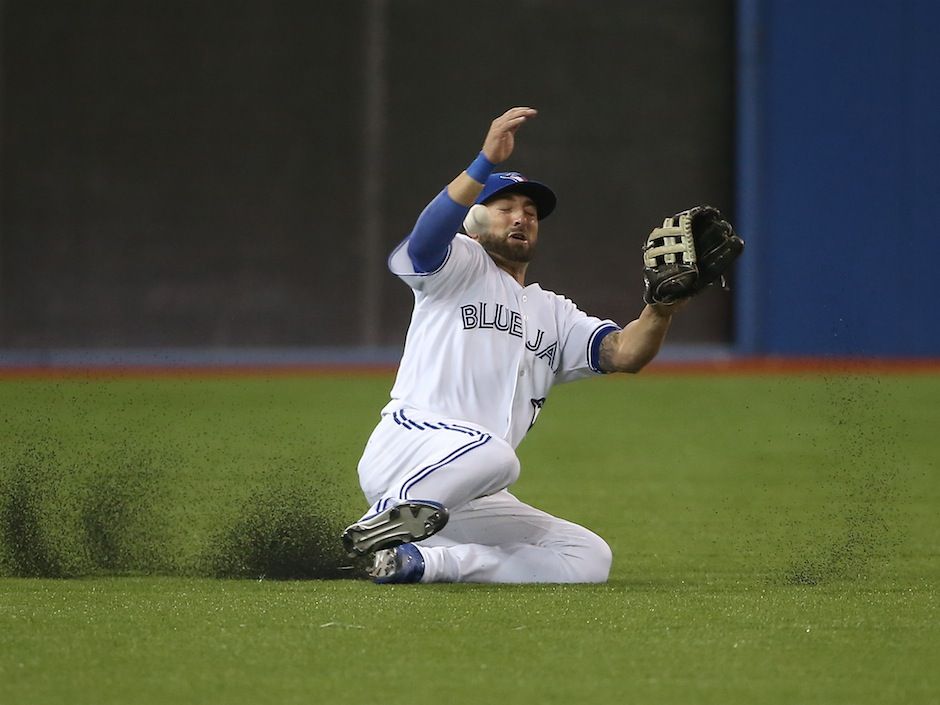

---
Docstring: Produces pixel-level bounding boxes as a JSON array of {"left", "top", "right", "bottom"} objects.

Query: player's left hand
[
  {"left": 642, "top": 206, "right": 744, "bottom": 305},
  {"left": 648, "top": 298, "right": 691, "bottom": 316}
]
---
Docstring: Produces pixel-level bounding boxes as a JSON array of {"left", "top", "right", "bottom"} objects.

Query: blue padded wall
[{"left": 736, "top": 0, "right": 940, "bottom": 356}]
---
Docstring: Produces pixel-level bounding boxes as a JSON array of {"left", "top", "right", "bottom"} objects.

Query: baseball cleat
[
  {"left": 369, "top": 543, "right": 426, "bottom": 584},
  {"left": 341, "top": 500, "right": 448, "bottom": 556}
]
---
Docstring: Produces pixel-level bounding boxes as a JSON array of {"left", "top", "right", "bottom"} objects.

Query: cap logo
[{"left": 499, "top": 172, "right": 527, "bottom": 183}]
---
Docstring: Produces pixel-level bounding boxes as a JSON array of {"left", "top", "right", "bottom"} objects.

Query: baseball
[{"left": 463, "top": 204, "right": 491, "bottom": 236}]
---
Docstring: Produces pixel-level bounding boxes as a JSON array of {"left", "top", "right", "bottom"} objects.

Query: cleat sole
[{"left": 341, "top": 501, "right": 448, "bottom": 556}]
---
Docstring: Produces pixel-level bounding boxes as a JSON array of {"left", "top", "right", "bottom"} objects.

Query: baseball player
[{"left": 342, "top": 106, "right": 687, "bottom": 583}]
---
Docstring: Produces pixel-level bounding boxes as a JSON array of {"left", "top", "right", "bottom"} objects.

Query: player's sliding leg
[
  {"left": 369, "top": 490, "right": 612, "bottom": 584},
  {"left": 343, "top": 411, "right": 521, "bottom": 557},
  {"left": 369, "top": 543, "right": 426, "bottom": 584}
]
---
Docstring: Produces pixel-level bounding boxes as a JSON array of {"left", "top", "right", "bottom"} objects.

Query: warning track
[{"left": 1, "top": 357, "right": 938, "bottom": 379}]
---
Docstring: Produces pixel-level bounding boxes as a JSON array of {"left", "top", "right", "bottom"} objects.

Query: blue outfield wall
[{"left": 735, "top": 0, "right": 940, "bottom": 356}]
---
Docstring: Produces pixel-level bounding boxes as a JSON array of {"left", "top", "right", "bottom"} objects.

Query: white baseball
[{"left": 463, "top": 204, "right": 491, "bottom": 236}]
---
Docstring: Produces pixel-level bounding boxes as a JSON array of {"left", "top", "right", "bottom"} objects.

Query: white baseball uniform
[{"left": 354, "top": 232, "right": 620, "bottom": 583}]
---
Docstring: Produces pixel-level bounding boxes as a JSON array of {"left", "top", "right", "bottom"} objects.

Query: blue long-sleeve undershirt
[{"left": 406, "top": 189, "right": 470, "bottom": 273}]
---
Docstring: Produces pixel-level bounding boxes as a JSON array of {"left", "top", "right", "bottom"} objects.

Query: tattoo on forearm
[{"left": 599, "top": 332, "right": 619, "bottom": 373}]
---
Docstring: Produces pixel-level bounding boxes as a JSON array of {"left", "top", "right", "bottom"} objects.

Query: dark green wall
[{"left": 0, "top": 1, "right": 733, "bottom": 350}]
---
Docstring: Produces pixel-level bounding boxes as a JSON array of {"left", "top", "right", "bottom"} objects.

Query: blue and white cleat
[
  {"left": 341, "top": 500, "right": 448, "bottom": 556},
  {"left": 369, "top": 543, "right": 426, "bottom": 584}
]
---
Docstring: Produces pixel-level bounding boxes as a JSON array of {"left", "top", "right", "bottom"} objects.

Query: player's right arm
[{"left": 405, "top": 107, "right": 537, "bottom": 273}]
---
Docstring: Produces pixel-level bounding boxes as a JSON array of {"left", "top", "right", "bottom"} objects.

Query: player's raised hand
[{"left": 482, "top": 107, "right": 537, "bottom": 164}]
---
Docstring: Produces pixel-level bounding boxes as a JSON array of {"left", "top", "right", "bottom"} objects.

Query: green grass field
[{"left": 1, "top": 372, "right": 938, "bottom": 704}]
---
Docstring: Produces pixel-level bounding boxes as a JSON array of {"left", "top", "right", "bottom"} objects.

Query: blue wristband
[{"left": 466, "top": 151, "right": 495, "bottom": 184}]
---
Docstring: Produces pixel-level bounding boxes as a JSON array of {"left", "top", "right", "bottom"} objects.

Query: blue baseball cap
[{"left": 475, "top": 172, "right": 557, "bottom": 219}]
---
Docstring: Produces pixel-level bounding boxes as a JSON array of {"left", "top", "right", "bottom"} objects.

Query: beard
[{"left": 476, "top": 231, "right": 537, "bottom": 263}]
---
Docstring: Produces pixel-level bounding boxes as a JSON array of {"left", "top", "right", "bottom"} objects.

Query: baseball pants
[{"left": 356, "top": 408, "right": 612, "bottom": 583}]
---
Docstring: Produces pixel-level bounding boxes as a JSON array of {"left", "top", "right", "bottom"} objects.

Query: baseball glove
[{"left": 642, "top": 205, "right": 744, "bottom": 304}]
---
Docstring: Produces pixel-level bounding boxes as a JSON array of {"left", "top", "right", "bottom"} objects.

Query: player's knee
[
  {"left": 572, "top": 531, "right": 612, "bottom": 583},
  {"left": 588, "top": 537, "right": 613, "bottom": 583},
  {"left": 501, "top": 451, "right": 521, "bottom": 488},
  {"left": 481, "top": 438, "right": 520, "bottom": 490}
]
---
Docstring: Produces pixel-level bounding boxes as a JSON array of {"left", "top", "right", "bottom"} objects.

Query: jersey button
[
  {"left": 522, "top": 295, "right": 528, "bottom": 302},
  {"left": 519, "top": 369, "right": 526, "bottom": 377}
]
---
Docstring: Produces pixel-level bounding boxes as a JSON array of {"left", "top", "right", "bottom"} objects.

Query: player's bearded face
[{"left": 477, "top": 195, "right": 540, "bottom": 263}]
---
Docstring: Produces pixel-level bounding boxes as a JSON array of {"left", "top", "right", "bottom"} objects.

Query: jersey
[{"left": 384, "top": 233, "right": 620, "bottom": 448}]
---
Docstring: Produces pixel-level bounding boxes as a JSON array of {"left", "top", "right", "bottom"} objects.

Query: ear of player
[{"left": 642, "top": 205, "right": 745, "bottom": 305}]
